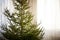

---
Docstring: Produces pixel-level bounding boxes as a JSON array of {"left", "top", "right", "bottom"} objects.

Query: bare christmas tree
[{"left": 1, "top": 0, "right": 44, "bottom": 40}]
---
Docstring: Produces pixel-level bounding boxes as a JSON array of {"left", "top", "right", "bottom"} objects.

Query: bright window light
[{"left": 37, "top": 0, "right": 59, "bottom": 30}]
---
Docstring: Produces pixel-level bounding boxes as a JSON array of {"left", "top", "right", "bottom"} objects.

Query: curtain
[{"left": 37, "top": 0, "right": 60, "bottom": 40}]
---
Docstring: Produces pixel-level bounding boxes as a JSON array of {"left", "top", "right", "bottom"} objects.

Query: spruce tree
[{"left": 1, "top": 0, "right": 44, "bottom": 40}]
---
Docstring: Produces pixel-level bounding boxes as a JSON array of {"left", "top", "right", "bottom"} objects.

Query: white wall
[{"left": 37, "top": 0, "right": 60, "bottom": 40}]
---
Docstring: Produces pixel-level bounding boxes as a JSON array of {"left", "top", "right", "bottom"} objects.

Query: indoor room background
[{"left": 0, "top": 0, "right": 60, "bottom": 40}]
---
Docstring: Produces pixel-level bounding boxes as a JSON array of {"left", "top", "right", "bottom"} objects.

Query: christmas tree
[{"left": 1, "top": 0, "right": 44, "bottom": 40}]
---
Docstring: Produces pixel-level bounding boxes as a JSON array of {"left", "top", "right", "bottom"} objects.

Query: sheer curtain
[{"left": 37, "top": 0, "right": 60, "bottom": 40}]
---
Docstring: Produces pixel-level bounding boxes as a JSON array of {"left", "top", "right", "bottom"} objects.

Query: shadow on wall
[
  {"left": 43, "top": 31, "right": 60, "bottom": 40},
  {"left": 43, "top": 29, "right": 60, "bottom": 40},
  {"left": 50, "top": 32, "right": 60, "bottom": 40},
  {"left": 50, "top": 36, "right": 60, "bottom": 40}
]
